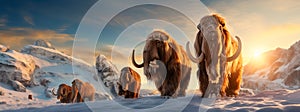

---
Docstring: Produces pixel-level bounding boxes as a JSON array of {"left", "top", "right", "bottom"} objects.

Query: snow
[
  {"left": 1, "top": 89, "right": 299, "bottom": 112},
  {"left": 95, "top": 55, "right": 119, "bottom": 97},
  {"left": 0, "top": 49, "right": 36, "bottom": 86}
]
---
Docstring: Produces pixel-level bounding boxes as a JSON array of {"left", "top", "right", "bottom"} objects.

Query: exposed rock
[
  {"left": 0, "top": 101, "right": 6, "bottom": 105},
  {"left": 33, "top": 40, "right": 55, "bottom": 49},
  {"left": 0, "top": 89, "right": 4, "bottom": 96},
  {"left": 12, "top": 80, "right": 26, "bottom": 92},
  {"left": 21, "top": 45, "right": 70, "bottom": 64},
  {"left": 284, "top": 70, "right": 300, "bottom": 87},
  {"left": 44, "top": 87, "right": 54, "bottom": 98},
  {"left": 0, "top": 50, "right": 36, "bottom": 86},
  {"left": 40, "top": 79, "right": 51, "bottom": 87},
  {"left": 95, "top": 55, "right": 119, "bottom": 96},
  {"left": 28, "top": 94, "right": 33, "bottom": 100},
  {"left": 243, "top": 40, "right": 300, "bottom": 91},
  {"left": 0, "top": 44, "right": 9, "bottom": 52}
]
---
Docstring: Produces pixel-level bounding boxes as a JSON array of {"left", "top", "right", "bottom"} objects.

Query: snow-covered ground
[{"left": 1, "top": 88, "right": 300, "bottom": 112}]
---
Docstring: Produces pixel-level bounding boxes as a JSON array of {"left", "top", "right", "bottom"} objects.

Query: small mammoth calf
[
  {"left": 52, "top": 84, "right": 83, "bottom": 103},
  {"left": 118, "top": 67, "right": 141, "bottom": 98},
  {"left": 71, "top": 79, "right": 95, "bottom": 103},
  {"left": 52, "top": 84, "right": 72, "bottom": 103}
]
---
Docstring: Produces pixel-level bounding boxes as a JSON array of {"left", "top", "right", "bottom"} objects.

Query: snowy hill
[
  {"left": 0, "top": 40, "right": 120, "bottom": 111},
  {"left": 0, "top": 45, "right": 36, "bottom": 90},
  {"left": 243, "top": 40, "right": 300, "bottom": 92}
]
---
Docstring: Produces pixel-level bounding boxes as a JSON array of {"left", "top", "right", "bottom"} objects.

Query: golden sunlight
[{"left": 253, "top": 50, "right": 262, "bottom": 58}]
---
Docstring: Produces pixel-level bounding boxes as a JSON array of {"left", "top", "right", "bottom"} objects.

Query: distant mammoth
[
  {"left": 52, "top": 84, "right": 75, "bottom": 103},
  {"left": 186, "top": 14, "right": 243, "bottom": 97},
  {"left": 132, "top": 30, "right": 192, "bottom": 97},
  {"left": 71, "top": 79, "right": 95, "bottom": 102},
  {"left": 117, "top": 67, "right": 141, "bottom": 98}
]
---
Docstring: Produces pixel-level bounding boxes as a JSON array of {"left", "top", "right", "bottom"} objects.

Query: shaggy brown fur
[
  {"left": 52, "top": 84, "right": 83, "bottom": 103},
  {"left": 118, "top": 67, "right": 141, "bottom": 98},
  {"left": 71, "top": 79, "right": 95, "bottom": 103},
  {"left": 195, "top": 14, "right": 243, "bottom": 97},
  {"left": 132, "top": 30, "right": 191, "bottom": 97}
]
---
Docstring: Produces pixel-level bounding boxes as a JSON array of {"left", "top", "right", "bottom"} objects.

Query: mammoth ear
[
  {"left": 194, "top": 30, "right": 204, "bottom": 56},
  {"left": 166, "top": 42, "right": 179, "bottom": 62}
]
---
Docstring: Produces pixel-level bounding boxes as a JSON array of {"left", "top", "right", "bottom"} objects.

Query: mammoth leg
[
  {"left": 198, "top": 62, "right": 208, "bottom": 97},
  {"left": 125, "top": 91, "right": 134, "bottom": 98},
  {"left": 71, "top": 85, "right": 78, "bottom": 103},
  {"left": 226, "top": 65, "right": 242, "bottom": 97},
  {"left": 220, "top": 73, "right": 229, "bottom": 97},
  {"left": 161, "top": 63, "right": 181, "bottom": 97},
  {"left": 77, "top": 93, "right": 84, "bottom": 102},
  {"left": 134, "top": 93, "right": 139, "bottom": 98},
  {"left": 178, "top": 68, "right": 191, "bottom": 97},
  {"left": 133, "top": 83, "right": 140, "bottom": 98}
]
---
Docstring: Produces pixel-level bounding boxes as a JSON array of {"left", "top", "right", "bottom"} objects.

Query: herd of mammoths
[{"left": 52, "top": 14, "right": 243, "bottom": 103}]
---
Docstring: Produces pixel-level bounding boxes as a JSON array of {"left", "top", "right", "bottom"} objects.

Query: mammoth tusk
[
  {"left": 226, "top": 36, "right": 242, "bottom": 62},
  {"left": 131, "top": 49, "right": 144, "bottom": 68},
  {"left": 186, "top": 41, "right": 204, "bottom": 63},
  {"left": 51, "top": 88, "right": 57, "bottom": 96}
]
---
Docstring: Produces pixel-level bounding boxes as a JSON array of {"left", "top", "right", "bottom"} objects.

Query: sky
[{"left": 0, "top": 0, "right": 299, "bottom": 89}]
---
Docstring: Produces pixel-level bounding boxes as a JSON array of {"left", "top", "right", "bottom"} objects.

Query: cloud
[
  {"left": 23, "top": 16, "right": 34, "bottom": 25},
  {"left": 57, "top": 24, "right": 69, "bottom": 32},
  {"left": 0, "top": 27, "right": 74, "bottom": 50}
]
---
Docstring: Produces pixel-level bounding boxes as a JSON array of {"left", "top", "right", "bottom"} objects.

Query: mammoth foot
[
  {"left": 225, "top": 91, "right": 238, "bottom": 97},
  {"left": 161, "top": 96, "right": 176, "bottom": 99},
  {"left": 161, "top": 96, "right": 171, "bottom": 99},
  {"left": 177, "top": 92, "right": 186, "bottom": 97},
  {"left": 202, "top": 83, "right": 221, "bottom": 98}
]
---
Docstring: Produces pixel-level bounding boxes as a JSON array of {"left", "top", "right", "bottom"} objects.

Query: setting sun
[{"left": 254, "top": 50, "right": 262, "bottom": 58}]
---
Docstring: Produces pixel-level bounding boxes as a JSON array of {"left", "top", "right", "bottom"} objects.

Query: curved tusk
[
  {"left": 131, "top": 49, "right": 144, "bottom": 68},
  {"left": 52, "top": 88, "right": 57, "bottom": 96},
  {"left": 186, "top": 41, "right": 204, "bottom": 63},
  {"left": 226, "top": 36, "right": 242, "bottom": 62}
]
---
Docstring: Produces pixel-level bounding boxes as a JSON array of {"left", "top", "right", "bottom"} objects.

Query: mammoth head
[
  {"left": 186, "top": 14, "right": 242, "bottom": 82},
  {"left": 131, "top": 30, "right": 176, "bottom": 80},
  {"left": 53, "top": 84, "right": 71, "bottom": 100}
]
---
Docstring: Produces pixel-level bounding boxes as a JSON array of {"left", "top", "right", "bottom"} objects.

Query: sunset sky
[{"left": 0, "top": 0, "right": 299, "bottom": 89}]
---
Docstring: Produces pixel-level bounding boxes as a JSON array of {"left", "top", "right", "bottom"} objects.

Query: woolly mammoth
[
  {"left": 52, "top": 84, "right": 73, "bottom": 103},
  {"left": 71, "top": 79, "right": 95, "bottom": 102},
  {"left": 186, "top": 14, "right": 243, "bottom": 97},
  {"left": 117, "top": 67, "right": 141, "bottom": 98},
  {"left": 132, "top": 30, "right": 192, "bottom": 97}
]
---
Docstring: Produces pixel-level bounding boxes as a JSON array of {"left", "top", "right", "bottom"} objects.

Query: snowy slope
[
  {"left": 3, "top": 89, "right": 300, "bottom": 112},
  {"left": 243, "top": 40, "right": 300, "bottom": 92},
  {"left": 0, "top": 45, "right": 36, "bottom": 87},
  {"left": 0, "top": 40, "right": 117, "bottom": 111}
]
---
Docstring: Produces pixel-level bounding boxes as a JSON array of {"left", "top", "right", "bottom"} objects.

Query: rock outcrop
[
  {"left": 243, "top": 40, "right": 300, "bottom": 91},
  {"left": 0, "top": 47, "right": 36, "bottom": 87},
  {"left": 95, "top": 55, "right": 119, "bottom": 96}
]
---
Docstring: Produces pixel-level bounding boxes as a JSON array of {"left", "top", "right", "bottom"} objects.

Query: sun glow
[{"left": 253, "top": 49, "right": 263, "bottom": 58}]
